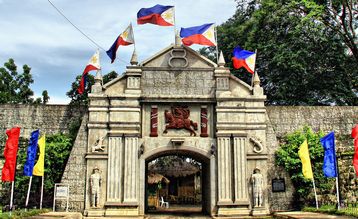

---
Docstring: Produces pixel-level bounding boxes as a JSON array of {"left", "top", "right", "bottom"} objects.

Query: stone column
[
  {"left": 217, "top": 136, "right": 233, "bottom": 204},
  {"left": 233, "top": 136, "right": 249, "bottom": 203},
  {"left": 107, "top": 136, "right": 124, "bottom": 202},
  {"left": 123, "top": 136, "right": 139, "bottom": 204}
]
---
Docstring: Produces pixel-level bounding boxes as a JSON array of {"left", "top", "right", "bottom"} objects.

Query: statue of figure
[
  {"left": 90, "top": 167, "right": 102, "bottom": 207},
  {"left": 252, "top": 167, "right": 263, "bottom": 207},
  {"left": 92, "top": 136, "right": 105, "bottom": 152}
]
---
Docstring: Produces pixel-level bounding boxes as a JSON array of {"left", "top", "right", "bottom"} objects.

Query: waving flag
[
  {"left": 352, "top": 124, "right": 358, "bottom": 176},
  {"left": 180, "top": 23, "right": 216, "bottom": 46},
  {"left": 2, "top": 127, "right": 21, "bottom": 182},
  {"left": 320, "top": 132, "right": 337, "bottom": 177},
  {"left": 232, "top": 46, "right": 256, "bottom": 74},
  {"left": 106, "top": 24, "right": 134, "bottom": 63},
  {"left": 298, "top": 140, "right": 313, "bottom": 179},
  {"left": 137, "top": 4, "right": 174, "bottom": 26},
  {"left": 23, "top": 130, "right": 40, "bottom": 176},
  {"left": 33, "top": 134, "right": 46, "bottom": 176},
  {"left": 77, "top": 50, "right": 100, "bottom": 94}
]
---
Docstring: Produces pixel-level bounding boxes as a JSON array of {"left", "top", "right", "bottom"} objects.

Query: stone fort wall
[{"left": 0, "top": 105, "right": 357, "bottom": 211}]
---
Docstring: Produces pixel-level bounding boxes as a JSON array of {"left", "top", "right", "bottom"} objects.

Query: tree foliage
[
  {"left": 275, "top": 126, "right": 335, "bottom": 208},
  {"left": 0, "top": 59, "right": 49, "bottom": 104},
  {"left": 67, "top": 71, "right": 118, "bottom": 106},
  {"left": 216, "top": 0, "right": 357, "bottom": 105},
  {"left": 0, "top": 133, "right": 73, "bottom": 208}
]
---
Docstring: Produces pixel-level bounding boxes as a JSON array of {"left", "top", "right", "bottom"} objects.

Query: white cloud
[{"left": 0, "top": 0, "right": 237, "bottom": 104}]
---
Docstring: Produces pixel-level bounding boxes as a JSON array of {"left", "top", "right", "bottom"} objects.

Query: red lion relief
[{"left": 163, "top": 106, "right": 198, "bottom": 136}]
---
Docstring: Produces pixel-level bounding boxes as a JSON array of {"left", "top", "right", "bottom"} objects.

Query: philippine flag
[
  {"left": 180, "top": 23, "right": 216, "bottom": 47},
  {"left": 77, "top": 50, "right": 101, "bottom": 94},
  {"left": 232, "top": 46, "right": 256, "bottom": 74},
  {"left": 137, "top": 4, "right": 174, "bottom": 26},
  {"left": 106, "top": 24, "right": 134, "bottom": 63}
]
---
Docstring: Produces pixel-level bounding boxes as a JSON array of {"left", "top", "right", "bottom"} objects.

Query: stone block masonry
[{"left": 0, "top": 104, "right": 86, "bottom": 137}]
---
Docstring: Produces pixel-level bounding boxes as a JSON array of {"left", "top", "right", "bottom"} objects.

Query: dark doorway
[{"left": 145, "top": 152, "right": 211, "bottom": 216}]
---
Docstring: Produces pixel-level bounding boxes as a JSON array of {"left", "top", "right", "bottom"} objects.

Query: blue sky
[{"left": 0, "top": 0, "right": 237, "bottom": 104}]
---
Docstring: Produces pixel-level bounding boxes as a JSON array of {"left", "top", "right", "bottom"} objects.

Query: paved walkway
[
  {"left": 273, "top": 211, "right": 357, "bottom": 219},
  {"left": 29, "top": 211, "right": 357, "bottom": 219}
]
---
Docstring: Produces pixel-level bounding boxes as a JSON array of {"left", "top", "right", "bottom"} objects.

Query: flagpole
[
  {"left": 131, "top": 22, "right": 136, "bottom": 51},
  {"left": 25, "top": 176, "right": 33, "bottom": 210},
  {"left": 40, "top": 175, "right": 44, "bottom": 209},
  {"left": 173, "top": 6, "right": 176, "bottom": 44},
  {"left": 312, "top": 177, "right": 319, "bottom": 209},
  {"left": 335, "top": 177, "right": 340, "bottom": 210},
  {"left": 251, "top": 49, "right": 258, "bottom": 87},
  {"left": 215, "top": 25, "right": 219, "bottom": 63},
  {"left": 10, "top": 181, "right": 14, "bottom": 214}
]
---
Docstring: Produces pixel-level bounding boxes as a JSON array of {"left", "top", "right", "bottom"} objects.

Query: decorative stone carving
[
  {"left": 168, "top": 48, "right": 188, "bottom": 68},
  {"left": 163, "top": 106, "right": 198, "bottom": 136},
  {"left": 200, "top": 106, "right": 208, "bottom": 137},
  {"left": 250, "top": 137, "right": 263, "bottom": 153},
  {"left": 92, "top": 136, "right": 105, "bottom": 152},
  {"left": 150, "top": 106, "right": 158, "bottom": 137},
  {"left": 90, "top": 167, "right": 102, "bottom": 208},
  {"left": 252, "top": 167, "right": 263, "bottom": 207}
]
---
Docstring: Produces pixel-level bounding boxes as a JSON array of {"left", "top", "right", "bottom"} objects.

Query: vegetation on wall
[
  {"left": 0, "top": 133, "right": 73, "bottom": 208},
  {"left": 275, "top": 126, "right": 336, "bottom": 208}
]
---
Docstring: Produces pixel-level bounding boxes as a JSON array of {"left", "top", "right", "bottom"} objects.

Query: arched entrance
[{"left": 141, "top": 147, "right": 215, "bottom": 216}]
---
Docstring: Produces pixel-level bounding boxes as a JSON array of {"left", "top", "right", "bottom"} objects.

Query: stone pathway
[{"left": 273, "top": 211, "right": 357, "bottom": 219}]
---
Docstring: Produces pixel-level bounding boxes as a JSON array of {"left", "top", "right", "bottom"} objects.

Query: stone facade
[
  {"left": 0, "top": 48, "right": 357, "bottom": 217},
  {"left": 80, "top": 44, "right": 269, "bottom": 217}
]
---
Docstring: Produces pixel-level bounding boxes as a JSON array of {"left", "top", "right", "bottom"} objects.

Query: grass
[
  {"left": 0, "top": 208, "right": 49, "bottom": 219},
  {"left": 303, "top": 204, "right": 358, "bottom": 218}
]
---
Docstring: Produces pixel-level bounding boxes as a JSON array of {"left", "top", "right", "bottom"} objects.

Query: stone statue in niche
[
  {"left": 252, "top": 167, "right": 263, "bottom": 207},
  {"left": 90, "top": 167, "right": 102, "bottom": 208},
  {"left": 164, "top": 106, "right": 198, "bottom": 136},
  {"left": 91, "top": 136, "right": 105, "bottom": 152}
]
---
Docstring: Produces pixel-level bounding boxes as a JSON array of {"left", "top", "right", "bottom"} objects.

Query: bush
[
  {"left": 275, "top": 126, "right": 336, "bottom": 208},
  {"left": 0, "top": 133, "right": 73, "bottom": 208}
]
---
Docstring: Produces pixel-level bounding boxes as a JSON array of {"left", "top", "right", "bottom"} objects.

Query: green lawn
[
  {"left": 304, "top": 205, "right": 358, "bottom": 218},
  {"left": 0, "top": 208, "right": 49, "bottom": 219}
]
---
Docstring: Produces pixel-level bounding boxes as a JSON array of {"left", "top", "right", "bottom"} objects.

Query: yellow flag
[
  {"left": 298, "top": 139, "right": 313, "bottom": 179},
  {"left": 33, "top": 134, "right": 46, "bottom": 176}
]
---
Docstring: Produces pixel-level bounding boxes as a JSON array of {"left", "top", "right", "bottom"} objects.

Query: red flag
[
  {"left": 353, "top": 138, "right": 358, "bottom": 177},
  {"left": 2, "top": 127, "right": 21, "bottom": 182},
  {"left": 352, "top": 125, "right": 358, "bottom": 176}
]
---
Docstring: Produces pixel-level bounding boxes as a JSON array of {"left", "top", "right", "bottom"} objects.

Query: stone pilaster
[
  {"left": 233, "top": 137, "right": 249, "bottom": 203},
  {"left": 107, "top": 137, "right": 124, "bottom": 202},
  {"left": 123, "top": 136, "right": 139, "bottom": 204},
  {"left": 217, "top": 136, "right": 233, "bottom": 204}
]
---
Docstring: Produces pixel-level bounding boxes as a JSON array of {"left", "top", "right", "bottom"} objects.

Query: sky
[{"left": 0, "top": 0, "right": 237, "bottom": 104}]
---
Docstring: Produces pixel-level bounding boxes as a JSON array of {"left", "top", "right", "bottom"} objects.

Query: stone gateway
[{"left": 75, "top": 42, "right": 269, "bottom": 217}]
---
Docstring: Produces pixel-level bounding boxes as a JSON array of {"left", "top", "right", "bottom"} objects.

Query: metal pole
[
  {"left": 335, "top": 177, "right": 340, "bottom": 210},
  {"left": 10, "top": 181, "right": 14, "bottom": 214},
  {"left": 40, "top": 175, "right": 44, "bottom": 209},
  {"left": 25, "top": 176, "right": 33, "bottom": 209},
  {"left": 215, "top": 25, "right": 219, "bottom": 63},
  {"left": 312, "top": 177, "right": 319, "bottom": 209}
]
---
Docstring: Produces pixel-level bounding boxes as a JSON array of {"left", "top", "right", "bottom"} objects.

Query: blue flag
[
  {"left": 23, "top": 130, "right": 40, "bottom": 176},
  {"left": 320, "top": 131, "right": 337, "bottom": 177}
]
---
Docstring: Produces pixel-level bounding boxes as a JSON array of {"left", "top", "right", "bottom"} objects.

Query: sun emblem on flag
[
  {"left": 90, "top": 55, "right": 98, "bottom": 64},
  {"left": 121, "top": 31, "right": 128, "bottom": 39},
  {"left": 247, "top": 55, "right": 255, "bottom": 65},
  {"left": 161, "top": 7, "right": 174, "bottom": 24}
]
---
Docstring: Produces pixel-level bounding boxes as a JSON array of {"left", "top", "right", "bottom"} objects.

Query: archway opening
[{"left": 145, "top": 150, "right": 211, "bottom": 216}]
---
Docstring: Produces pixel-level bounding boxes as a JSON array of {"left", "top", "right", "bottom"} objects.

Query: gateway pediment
[{"left": 140, "top": 44, "right": 217, "bottom": 69}]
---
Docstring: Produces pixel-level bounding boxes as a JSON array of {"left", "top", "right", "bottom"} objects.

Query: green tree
[
  {"left": 217, "top": 0, "right": 357, "bottom": 105},
  {"left": 42, "top": 90, "right": 50, "bottom": 104},
  {"left": 67, "top": 71, "right": 118, "bottom": 105},
  {"left": 275, "top": 126, "right": 335, "bottom": 208},
  {"left": 0, "top": 58, "right": 49, "bottom": 104}
]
